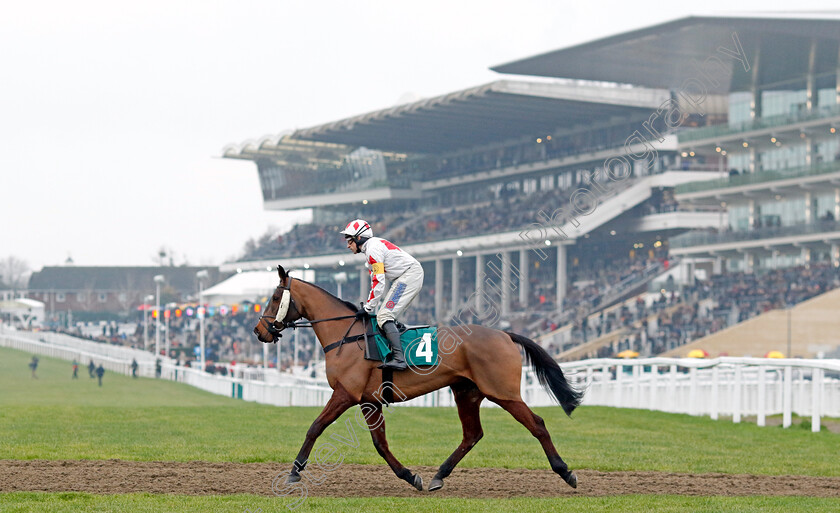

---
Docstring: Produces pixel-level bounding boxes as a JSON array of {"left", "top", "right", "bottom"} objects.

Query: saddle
[
  {"left": 362, "top": 317, "right": 436, "bottom": 367},
  {"left": 322, "top": 315, "right": 436, "bottom": 368}
]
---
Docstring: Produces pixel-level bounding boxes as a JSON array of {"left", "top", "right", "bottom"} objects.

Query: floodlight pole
[
  {"left": 196, "top": 270, "right": 209, "bottom": 371},
  {"left": 143, "top": 300, "right": 148, "bottom": 350},
  {"left": 294, "top": 327, "right": 299, "bottom": 369},
  {"left": 787, "top": 307, "right": 792, "bottom": 358},
  {"left": 263, "top": 340, "right": 269, "bottom": 371},
  {"left": 143, "top": 294, "right": 154, "bottom": 350},
  {"left": 153, "top": 275, "right": 165, "bottom": 358},
  {"left": 277, "top": 335, "right": 282, "bottom": 373},
  {"left": 334, "top": 272, "right": 347, "bottom": 300},
  {"left": 165, "top": 303, "right": 171, "bottom": 358}
]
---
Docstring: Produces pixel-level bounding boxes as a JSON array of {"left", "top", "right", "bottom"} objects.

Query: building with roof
[
  {"left": 27, "top": 266, "right": 225, "bottom": 320},
  {"left": 221, "top": 14, "right": 840, "bottom": 345}
]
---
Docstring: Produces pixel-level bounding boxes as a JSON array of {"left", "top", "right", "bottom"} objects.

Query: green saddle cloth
[{"left": 369, "top": 318, "right": 438, "bottom": 367}]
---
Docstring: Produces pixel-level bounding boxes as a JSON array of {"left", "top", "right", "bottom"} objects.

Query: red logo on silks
[
  {"left": 386, "top": 301, "right": 395, "bottom": 309},
  {"left": 353, "top": 221, "right": 360, "bottom": 230}
]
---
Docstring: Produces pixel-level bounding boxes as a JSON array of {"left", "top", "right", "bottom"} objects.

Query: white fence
[
  {"left": 0, "top": 327, "right": 158, "bottom": 377},
  {"left": 2, "top": 327, "right": 838, "bottom": 431},
  {"left": 540, "top": 357, "right": 840, "bottom": 432}
]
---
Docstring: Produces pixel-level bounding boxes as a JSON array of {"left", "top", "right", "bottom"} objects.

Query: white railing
[
  {"left": 1, "top": 327, "right": 159, "bottom": 378},
  {"left": 535, "top": 357, "right": 840, "bottom": 432},
  {"left": 3, "top": 328, "right": 837, "bottom": 431}
]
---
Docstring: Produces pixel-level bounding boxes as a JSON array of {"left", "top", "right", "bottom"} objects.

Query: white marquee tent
[
  {"left": 0, "top": 298, "right": 45, "bottom": 328},
  {"left": 201, "top": 269, "right": 313, "bottom": 305}
]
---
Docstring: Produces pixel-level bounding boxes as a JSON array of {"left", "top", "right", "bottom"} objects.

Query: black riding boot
[{"left": 378, "top": 321, "right": 407, "bottom": 370}]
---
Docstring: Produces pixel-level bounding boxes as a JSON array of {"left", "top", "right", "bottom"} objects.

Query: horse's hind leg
[
  {"left": 492, "top": 398, "right": 577, "bottom": 489},
  {"left": 429, "top": 382, "right": 484, "bottom": 491},
  {"left": 363, "top": 403, "right": 423, "bottom": 491},
  {"left": 288, "top": 383, "right": 356, "bottom": 483}
]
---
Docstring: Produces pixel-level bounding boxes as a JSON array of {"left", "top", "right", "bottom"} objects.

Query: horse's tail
[{"left": 505, "top": 331, "right": 583, "bottom": 417}]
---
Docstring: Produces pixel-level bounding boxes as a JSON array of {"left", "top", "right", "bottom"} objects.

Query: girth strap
[
  {"left": 322, "top": 333, "right": 373, "bottom": 355},
  {"left": 381, "top": 368, "right": 394, "bottom": 405}
]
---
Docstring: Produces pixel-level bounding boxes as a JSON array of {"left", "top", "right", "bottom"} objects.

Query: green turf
[
  {"left": 1, "top": 347, "right": 837, "bottom": 476},
  {"left": 0, "top": 493, "right": 838, "bottom": 513}
]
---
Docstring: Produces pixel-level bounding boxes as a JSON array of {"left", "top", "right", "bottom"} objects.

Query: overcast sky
[{"left": 2, "top": 1, "right": 838, "bottom": 272}]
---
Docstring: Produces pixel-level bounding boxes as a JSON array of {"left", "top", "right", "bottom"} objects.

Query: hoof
[
  {"left": 428, "top": 478, "right": 444, "bottom": 491},
  {"left": 412, "top": 473, "right": 424, "bottom": 491},
  {"left": 286, "top": 473, "right": 301, "bottom": 484},
  {"left": 564, "top": 471, "right": 578, "bottom": 489}
]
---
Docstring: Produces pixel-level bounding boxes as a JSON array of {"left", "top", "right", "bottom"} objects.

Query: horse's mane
[{"left": 298, "top": 279, "right": 358, "bottom": 313}]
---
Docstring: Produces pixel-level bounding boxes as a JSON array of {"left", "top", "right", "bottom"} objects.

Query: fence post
[
  {"left": 614, "top": 363, "right": 623, "bottom": 407},
  {"left": 711, "top": 364, "right": 719, "bottom": 420},
  {"left": 649, "top": 365, "right": 658, "bottom": 410},
  {"left": 689, "top": 366, "right": 698, "bottom": 416},
  {"left": 733, "top": 365, "right": 742, "bottom": 423},
  {"left": 633, "top": 363, "right": 641, "bottom": 408},
  {"left": 602, "top": 364, "right": 610, "bottom": 405},
  {"left": 757, "top": 365, "right": 766, "bottom": 427},
  {"left": 669, "top": 364, "right": 678, "bottom": 412},
  {"left": 783, "top": 365, "right": 792, "bottom": 428},
  {"left": 811, "top": 367, "right": 822, "bottom": 433}
]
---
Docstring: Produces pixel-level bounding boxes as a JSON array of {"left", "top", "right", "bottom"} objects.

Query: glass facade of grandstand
[{"left": 673, "top": 50, "right": 840, "bottom": 273}]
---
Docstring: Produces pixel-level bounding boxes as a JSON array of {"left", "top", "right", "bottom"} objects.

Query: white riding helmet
[{"left": 340, "top": 219, "right": 373, "bottom": 240}]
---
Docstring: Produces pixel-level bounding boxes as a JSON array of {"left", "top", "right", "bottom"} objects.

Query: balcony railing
[
  {"left": 670, "top": 220, "right": 840, "bottom": 248},
  {"left": 678, "top": 103, "right": 840, "bottom": 143},
  {"left": 675, "top": 160, "right": 840, "bottom": 195}
]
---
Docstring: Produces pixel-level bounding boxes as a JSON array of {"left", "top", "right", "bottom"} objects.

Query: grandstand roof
[
  {"left": 492, "top": 15, "right": 840, "bottom": 93},
  {"left": 291, "top": 80, "right": 669, "bottom": 154},
  {"left": 222, "top": 133, "right": 354, "bottom": 165}
]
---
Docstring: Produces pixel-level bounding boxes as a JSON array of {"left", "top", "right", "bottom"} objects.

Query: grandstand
[{"left": 222, "top": 14, "right": 840, "bottom": 362}]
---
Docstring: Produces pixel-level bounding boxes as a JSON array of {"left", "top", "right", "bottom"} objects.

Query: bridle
[
  {"left": 259, "top": 278, "right": 299, "bottom": 339},
  {"left": 258, "top": 277, "right": 361, "bottom": 344}
]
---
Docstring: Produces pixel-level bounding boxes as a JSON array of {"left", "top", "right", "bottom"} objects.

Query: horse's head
[{"left": 253, "top": 265, "right": 303, "bottom": 343}]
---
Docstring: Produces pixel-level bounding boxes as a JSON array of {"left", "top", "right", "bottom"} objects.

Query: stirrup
[{"left": 378, "top": 359, "right": 407, "bottom": 370}]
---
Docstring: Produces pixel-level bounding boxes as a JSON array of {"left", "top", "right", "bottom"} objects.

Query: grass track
[
  {"left": 3, "top": 347, "right": 839, "bottom": 512},
  {"left": 0, "top": 492, "right": 839, "bottom": 513}
]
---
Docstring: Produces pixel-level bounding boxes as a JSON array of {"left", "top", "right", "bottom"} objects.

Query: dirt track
[{"left": 2, "top": 460, "right": 840, "bottom": 498}]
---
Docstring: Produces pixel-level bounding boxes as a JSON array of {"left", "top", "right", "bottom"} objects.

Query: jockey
[{"left": 341, "top": 219, "right": 424, "bottom": 371}]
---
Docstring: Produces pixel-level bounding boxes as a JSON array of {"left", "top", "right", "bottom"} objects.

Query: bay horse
[{"left": 253, "top": 265, "right": 583, "bottom": 491}]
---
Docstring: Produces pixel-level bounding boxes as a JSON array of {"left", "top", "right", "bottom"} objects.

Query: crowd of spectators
[
  {"left": 47, "top": 258, "right": 840, "bottom": 370},
  {"left": 241, "top": 171, "right": 632, "bottom": 262},
  {"left": 543, "top": 261, "right": 840, "bottom": 359},
  {"left": 424, "top": 119, "right": 655, "bottom": 181}
]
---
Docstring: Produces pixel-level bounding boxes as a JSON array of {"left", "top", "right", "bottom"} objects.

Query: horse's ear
[{"left": 277, "top": 265, "right": 287, "bottom": 280}]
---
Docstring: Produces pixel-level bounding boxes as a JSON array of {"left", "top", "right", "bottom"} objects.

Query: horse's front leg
[
  {"left": 363, "top": 402, "right": 423, "bottom": 491},
  {"left": 288, "top": 383, "right": 356, "bottom": 483}
]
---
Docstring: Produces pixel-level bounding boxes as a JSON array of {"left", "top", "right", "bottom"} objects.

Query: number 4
[{"left": 415, "top": 333, "right": 432, "bottom": 363}]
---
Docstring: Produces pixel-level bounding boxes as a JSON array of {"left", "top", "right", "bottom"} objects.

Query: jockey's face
[{"left": 345, "top": 237, "right": 359, "bottom": 254}]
